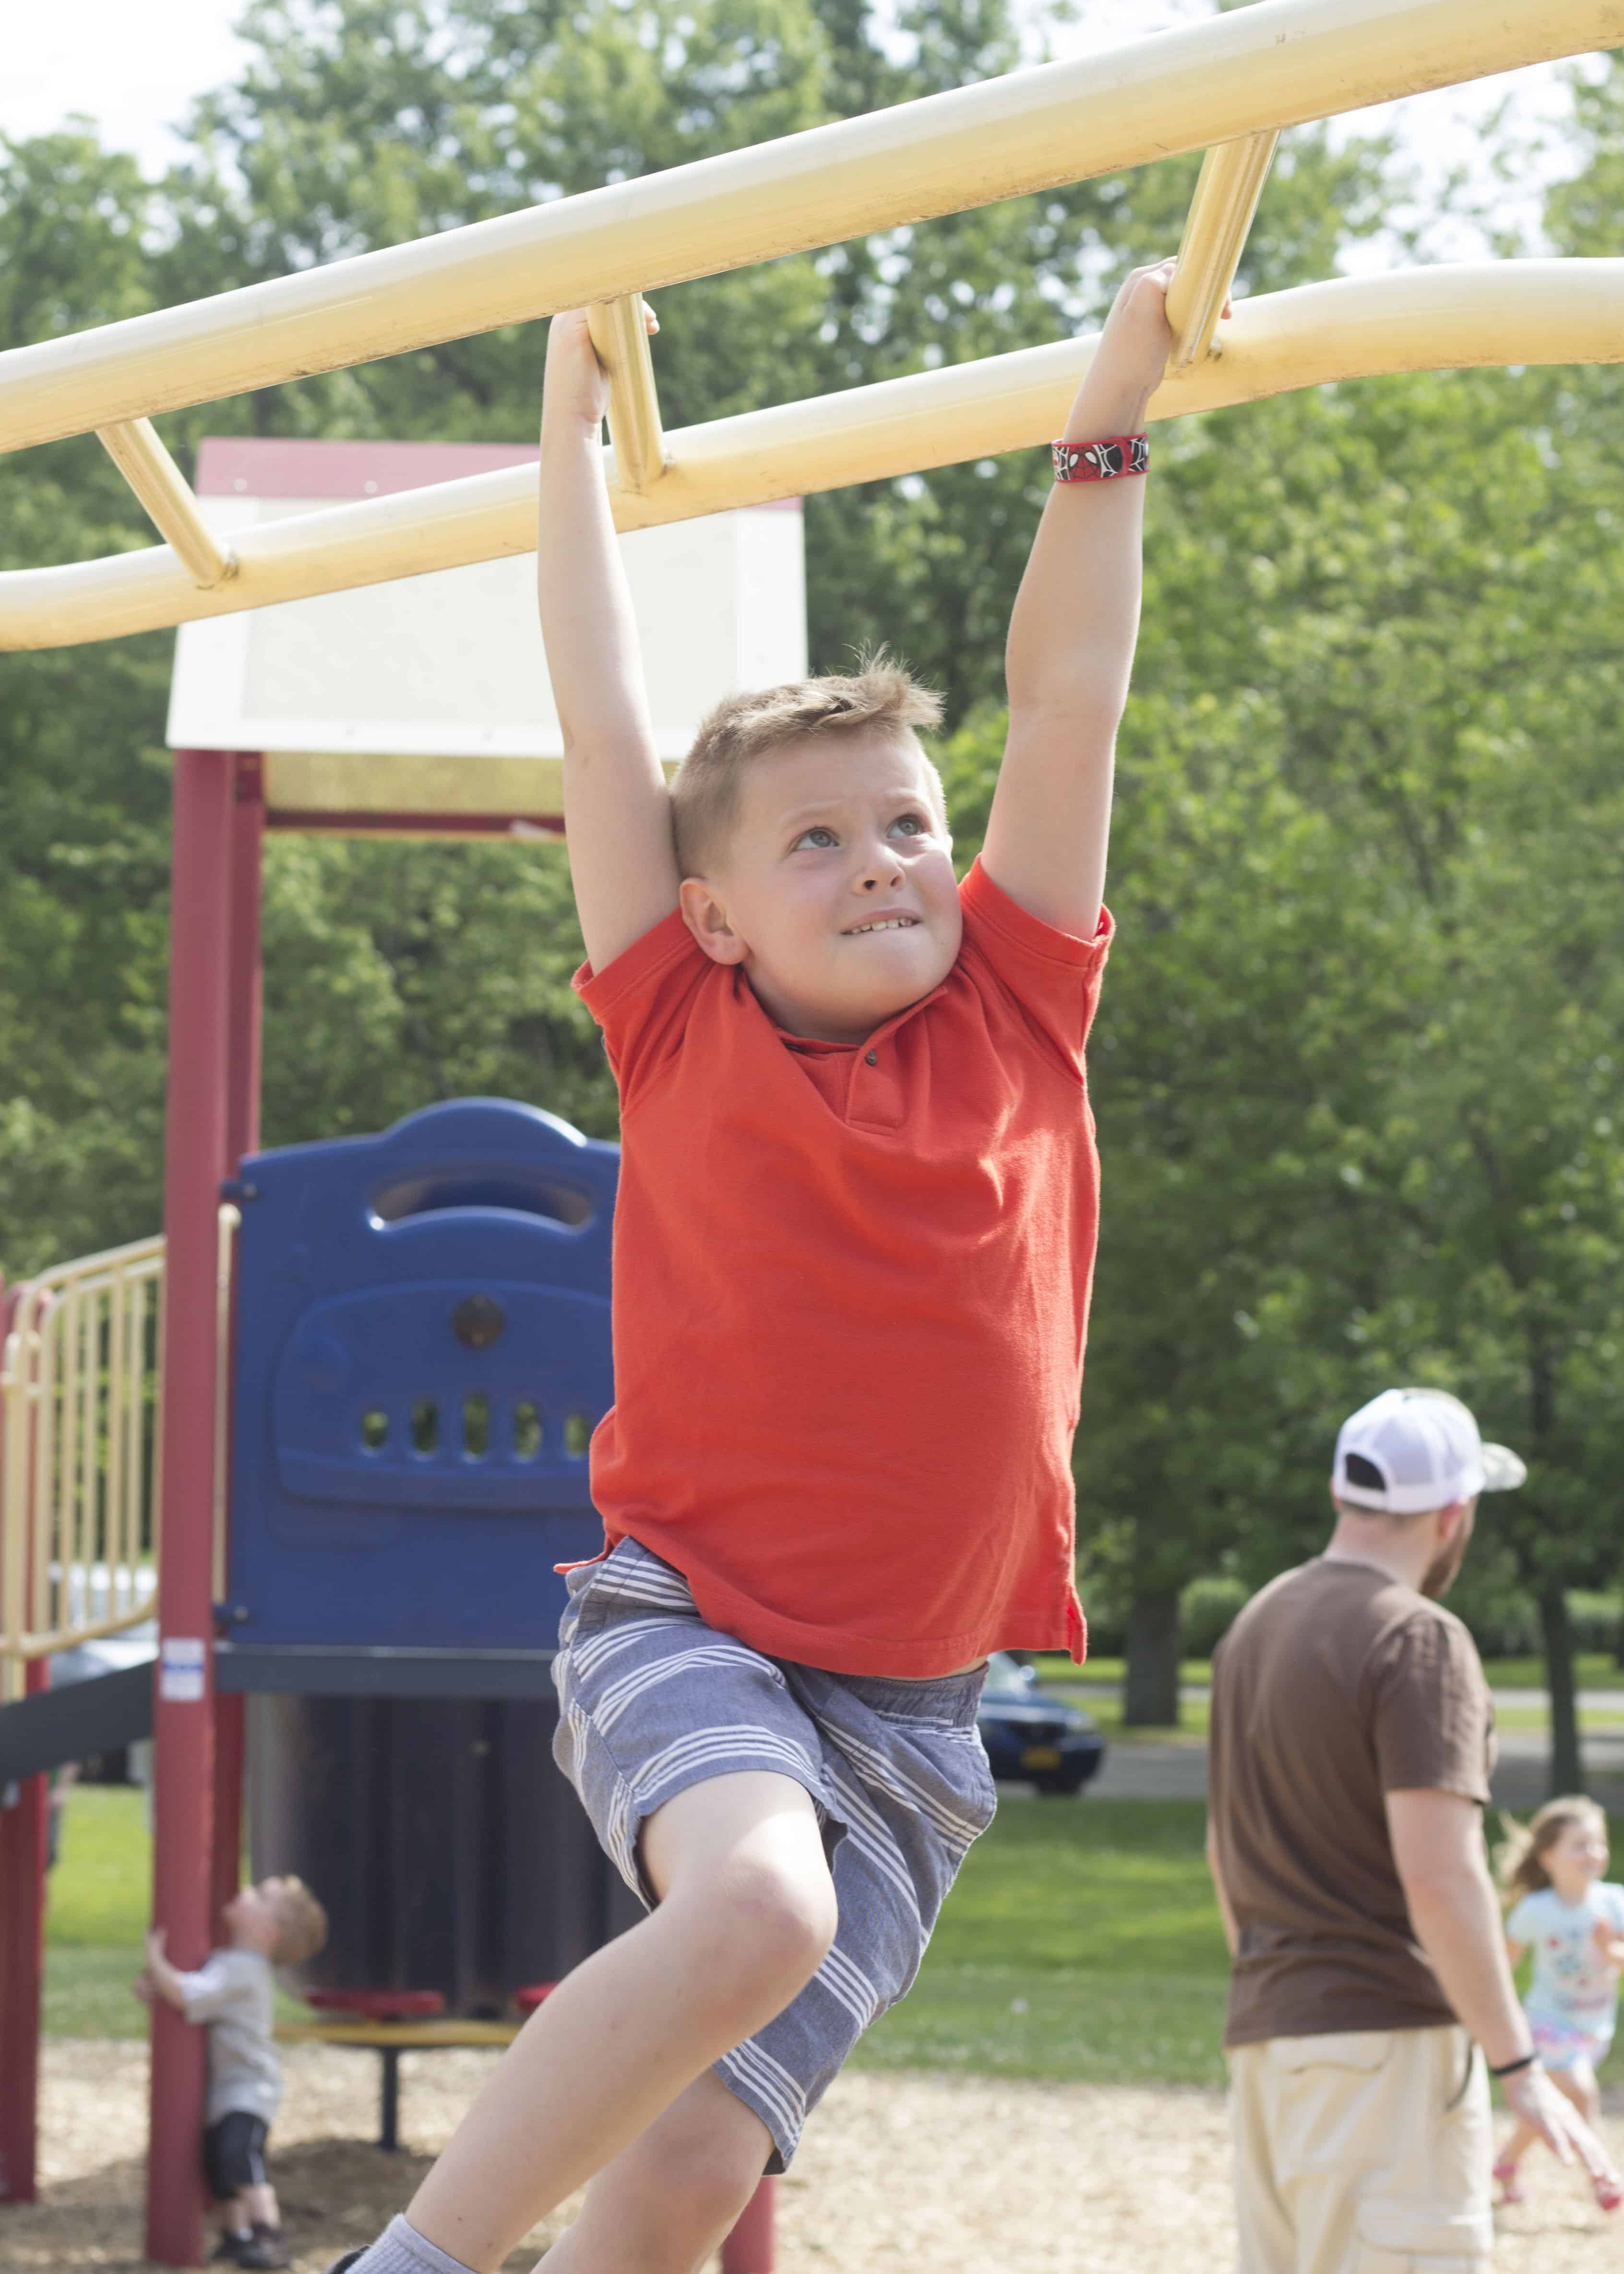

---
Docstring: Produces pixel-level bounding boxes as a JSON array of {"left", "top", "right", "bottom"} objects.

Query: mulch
[{"left": 2, "top": 2044, "right": 1619, "bottom": 2271}]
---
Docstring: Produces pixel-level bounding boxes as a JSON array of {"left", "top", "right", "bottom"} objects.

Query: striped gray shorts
[{"left": 550, "top": 1536, "right": 996, "bottom": 2169}]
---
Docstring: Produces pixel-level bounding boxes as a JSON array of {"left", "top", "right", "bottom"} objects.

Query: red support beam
[
  {"left": 0, "top": 1663, "right": 48, "bottom": 2208},
  {"left": 147, "top": 750, "right": 235, "bottom": 2269},
  {"left": 210, "top": 756, "right": 264, "bottom": 1940},
  {"left": 227, "top": 755, "right": 265, "bottom": 1163},
  {"left": 0, "top": 1280, "right": 48, "bottom": 2210}
]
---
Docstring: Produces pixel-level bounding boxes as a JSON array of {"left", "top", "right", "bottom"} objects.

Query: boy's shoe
[
  {"left": 211, "top": 2238, "right": 251, "bottom": 2265},
  {"left": 236, "top": 2227, "right": 292, "bottom": 2270},
  {"left": 322, "top": 2254, "right": 370, "bottom": 2274}
]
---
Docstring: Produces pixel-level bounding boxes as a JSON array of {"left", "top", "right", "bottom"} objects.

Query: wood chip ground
[{"left": 3, "top": 2045, "right": 1619, "bottom": 2271}]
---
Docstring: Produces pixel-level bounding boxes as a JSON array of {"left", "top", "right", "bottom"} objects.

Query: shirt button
[{"left": 865, "top": 1050, "right": 878, "bottom": 1065}]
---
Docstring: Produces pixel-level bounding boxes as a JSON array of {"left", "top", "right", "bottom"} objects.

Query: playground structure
[{"left": 3, "top": 0, "right": 1624, "bottom": 2263}]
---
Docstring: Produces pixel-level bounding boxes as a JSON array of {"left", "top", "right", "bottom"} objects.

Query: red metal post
[
  {"left": 720, "top": 2178, "right": 777, "bottom": 2273},
  {"left": 0, "top": 1653, "right": 48, "bottom": 2206},
  {"left": 147, "top": 750, "right": 235, "bottom": 2268},
  {"left": 210, "top": 757, "right": 264, "bottom": 1938},
  {"left": 227, "top": 757, "right": 265, "bottom": 1163},
  {"left": 0, "top": 1279, "right": 48, "bottom": 2209}
]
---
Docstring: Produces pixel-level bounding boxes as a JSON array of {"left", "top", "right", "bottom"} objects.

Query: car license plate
[{"left": 1020, "top": 1745, "right": 1063, "bottom": 1770}]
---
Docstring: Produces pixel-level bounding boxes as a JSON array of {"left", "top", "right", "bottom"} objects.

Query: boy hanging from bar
[{"left": 330, "top": 256, "right": 1183, "bottom": 2274}]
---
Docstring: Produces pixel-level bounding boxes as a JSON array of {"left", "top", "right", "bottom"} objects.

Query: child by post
[{"left": 139, "top": 1875, "right": 329, "bottom": 2267}]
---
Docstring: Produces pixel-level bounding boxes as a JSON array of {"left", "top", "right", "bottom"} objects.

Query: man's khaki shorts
[{"left": 1229, "top": 2024, "right": 1492, "bottom": 2273}]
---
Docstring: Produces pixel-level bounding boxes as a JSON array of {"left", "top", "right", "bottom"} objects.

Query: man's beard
[{"left": 1421, "top": 1532, "right": 1469, "bottom": 1599}]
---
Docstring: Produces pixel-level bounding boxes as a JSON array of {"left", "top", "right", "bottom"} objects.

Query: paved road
[
  {"left": 1083, "top": 1727, "right": 1624, "bottom": 1807},
  {"left": 1068, "top": 1682, "right": 1624, "bottom": 1715}
]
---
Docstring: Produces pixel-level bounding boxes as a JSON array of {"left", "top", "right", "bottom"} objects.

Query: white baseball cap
[{"left": 1331, "top": 1387, "right": 1527, "bottom": 1515}]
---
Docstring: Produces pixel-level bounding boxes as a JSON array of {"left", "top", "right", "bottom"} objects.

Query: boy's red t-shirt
[{"left": 571, "top": 856, "right": 1112, "bottom": 1678}]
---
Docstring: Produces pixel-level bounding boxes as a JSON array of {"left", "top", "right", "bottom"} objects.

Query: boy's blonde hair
[
  {"left": 671, "top": 658, "right": 945, "bottom": 878},
  {"left": 1494, "top": 1795, "right": 1606, "bottom": 1906},
  {"left": 263, "top": 1875, "right": 329, "bottom": 1968}
]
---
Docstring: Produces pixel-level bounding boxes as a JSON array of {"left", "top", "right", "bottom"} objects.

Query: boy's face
[
  {"left": 224, "top": 1879, "right": 286, "bottom": 1954},
  {"left": 680, "top": 730, "right": 962, "bottom": 1043}
]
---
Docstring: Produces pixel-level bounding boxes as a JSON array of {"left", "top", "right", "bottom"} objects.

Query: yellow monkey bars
[{"left": 1, "top": 0, "right": 1622, "bottom": 654}]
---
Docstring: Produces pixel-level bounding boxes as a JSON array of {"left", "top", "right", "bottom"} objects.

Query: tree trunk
[
  {"left": 1538, "top": 1583, "right": 1584, "bottom": 1798},
  {"left": 1123, "top": 1588, "right": 1182, "bottom": 1728}
]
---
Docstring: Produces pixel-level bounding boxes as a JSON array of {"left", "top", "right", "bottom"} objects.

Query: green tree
[{"left": 0, "top": 132, "right": 175, "bottom": 1275}]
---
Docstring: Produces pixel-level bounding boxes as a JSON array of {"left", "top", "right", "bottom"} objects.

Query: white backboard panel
[{"left": 166, "top": 441, "right": 806, "bottom": 790}]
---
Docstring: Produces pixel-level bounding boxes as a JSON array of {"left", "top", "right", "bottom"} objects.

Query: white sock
[{"left": 348, "top": 2213, "right": 479, "bottom": 2274}]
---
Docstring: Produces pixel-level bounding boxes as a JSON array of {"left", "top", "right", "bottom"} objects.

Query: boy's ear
[{"left": 679, "top": 876, "right": 748, "bottom": 965}]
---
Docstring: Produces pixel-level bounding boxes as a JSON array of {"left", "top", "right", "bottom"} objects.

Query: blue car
[{"left": 976, "top": 1651, "right": 1106, "bottom": 1795}]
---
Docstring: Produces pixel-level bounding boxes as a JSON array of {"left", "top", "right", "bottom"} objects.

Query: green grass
[
  {"left": 1050, "top": 1656, "right": 1214, "bottom": 1690},
  {"left": 40, "top": 1785, "right": 1624, "bottom": 2094},
  {"left": 48, "top": 1783, "right": 152, "bottom": 1947},
  {"left": 1039, "top": 1651, "right": 1624, "bottom": 1697},
  {"left": 1479, "top": 1653, "right": 1621, "bottom": 1692},
  {"left": 44, "top": 1785, "right": 151, "bottom": 2039},
  {"left": 855, "top": 1798, "right": 1230, "bottom": 2085}
]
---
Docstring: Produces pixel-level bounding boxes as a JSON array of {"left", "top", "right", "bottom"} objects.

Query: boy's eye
[
  {"left": 793, "top": 826, "right": 838, "bottom": 850},
  {"left": 889, "top": 812, "right": 926, "bottom": 837}
]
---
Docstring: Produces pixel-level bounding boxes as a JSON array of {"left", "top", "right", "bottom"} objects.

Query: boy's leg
[
  {"left": 243, "top": 2182, "right": 279, "bottom": 2226},
  {"left": 534, "top": 2070, "right": 770, "bottom": 2274},
  {"left": 396, "top": 1770, "right": 835, "bottom": 2274}
]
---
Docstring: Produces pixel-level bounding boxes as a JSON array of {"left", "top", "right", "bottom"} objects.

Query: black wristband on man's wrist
[{"left": 1489, "top": 2050, "right": 1539, "bottom": 2078}]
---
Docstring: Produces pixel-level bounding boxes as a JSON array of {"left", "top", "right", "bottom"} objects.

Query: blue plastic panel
[{"left": 227, "top": 1099, "right": 619, "bottom": 1650}]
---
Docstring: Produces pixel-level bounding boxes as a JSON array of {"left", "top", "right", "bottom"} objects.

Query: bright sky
[{"left": 0, "top": 0, "right": 1594, "bottom": 263}]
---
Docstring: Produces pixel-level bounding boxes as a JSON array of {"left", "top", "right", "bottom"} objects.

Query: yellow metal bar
[
  {"left": 2, "top": 259, "right": 1622, "bottom": 654},
  {"left": 96, "top": 419, "right": 237, "bottom": 590},
  {"left": 275, "top": 2020, "right": 520, "bottom": 2047},
  {"left": 40, "top": 1291, "right": 64, "bottom": 1645},
  {"left": 0, "top": 0, "right": 1618, "bottom": 457},
  {"left": 0, "top": 1236, "right": 166, "bottom": 1673},
  {"left": 72, "top": 1297, "right": 87, "bottom": 1618},
  {"left": 1166, "top": 133, "right": 1279, "bottom": 371},
  {"left": 108, "top": 1270, "right": 127, "bottom": 1591},
  {"left": 0, "top": 1297, "right": 37, "bottom": 1699},
  {"left": 123, "top": 1277, "right": 144, "bottom": 1593},
  {"left": 586, "top": 298, "right": 667, "bottom": 493}
]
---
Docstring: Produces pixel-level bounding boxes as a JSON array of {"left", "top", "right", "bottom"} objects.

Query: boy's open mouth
[{"left": 843, "top": 915, "right": 919, "bottom": 936}]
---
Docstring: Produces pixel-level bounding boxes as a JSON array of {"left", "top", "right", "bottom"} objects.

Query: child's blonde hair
[
  {"left": 670, "top": 656, "right": 944, "bottom": 877},
  {"left": 1494, "top": 1795, "right": 1606, "bottom": 1905},
  {"left": 263, "top": 1875, "right": 329, "bottom": 1968}
]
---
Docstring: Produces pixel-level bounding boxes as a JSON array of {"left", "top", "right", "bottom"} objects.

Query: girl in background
[{"left": 1494, "top": 1795, "right": 1624, "bottom": 2211}]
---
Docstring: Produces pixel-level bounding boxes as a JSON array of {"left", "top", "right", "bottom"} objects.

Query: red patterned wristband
[{"left": 1051, "top": 434, "right": 1149, "bottom": 483}]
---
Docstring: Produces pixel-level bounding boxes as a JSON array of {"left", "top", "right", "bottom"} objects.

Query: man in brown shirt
[{"left": 1206, "top": 1387, "right": 1617, "bottom": 2272}]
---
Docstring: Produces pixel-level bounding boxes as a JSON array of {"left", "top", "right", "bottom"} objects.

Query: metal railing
[
  {"left": 0, "top": 0, "right": 1620, "bottom": 654},
  {"left": 0, "top": 1210, "right": 237, "bottom": 1700}
]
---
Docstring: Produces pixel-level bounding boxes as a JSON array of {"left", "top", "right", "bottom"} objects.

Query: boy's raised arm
[
  {"left": 987, "top": 261, "right": 1177, "bottom": 940},
  {"left": 538, "top": 308, "right": 681, "bottom": 975}
]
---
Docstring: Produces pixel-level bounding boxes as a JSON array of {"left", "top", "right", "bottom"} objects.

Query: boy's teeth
[{"left": 852, "top": 918, "right": 913, "bottom": 933}]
